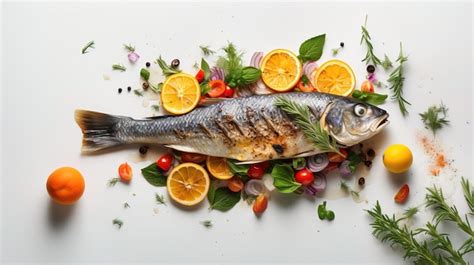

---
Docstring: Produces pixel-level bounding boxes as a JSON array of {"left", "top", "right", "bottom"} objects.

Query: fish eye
[{"left": 354, "top": 104, "right": 367, "bottom": 117}]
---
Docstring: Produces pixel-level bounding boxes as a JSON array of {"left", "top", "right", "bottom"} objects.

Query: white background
[{"left": 1, "top": 1, "right": 473, "bottom": 264}]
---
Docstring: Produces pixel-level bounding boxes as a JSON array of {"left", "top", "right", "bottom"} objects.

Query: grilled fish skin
[{"left": 75, "top": 92, "right": 389, "bottom": 161}]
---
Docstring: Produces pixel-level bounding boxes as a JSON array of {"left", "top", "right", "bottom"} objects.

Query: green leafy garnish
[
  {"left": 360, "top": 15, "right": 382, "bottom": 66},
  {"left": 388, "top": 42, "right": 410, "bottom": 116},
  {"left": 201, "top": 58, "right": 211, "bottom": 81},
  {"left": 227, "top": 159, "right": 249, "bottom": 180},
  {"left": 123, "top": 44, "right": 135, "bottom": 52},
  {"left": 274, "top": 96, "right": 341, "bottom": 155},
  {"left": 108, "top": 177, "right": 120, "bottom": 187},
  {"left": 461, "top": 177, "right": 474, "bottom": 215},
  {"left": 351, "top": 90, "right": 388, "bottom": 105},
  {"left": 133, "top": 89, "right": 143, "bottom": 96},
  {"left": 81, "top": 41, "right": 95, "bottom": 54},
  {"left": 216, "top": 43, "right": 261, "bottom": 88},
  {"left": 318, "top": 201, "right": 335, "bottom": 221},
  {"left": 299, "top": 34, "right": 326, "bottom": 62},
  {"left": 140, "top": 68, "right": 150, "bottom": 81},
  {"left": 402, "top": 207, "right": 419, "bottom": 219},
  {"left": 141, "top": 162, "right": 166, "bottom": 187},
  {"left": 419, "top": 103, "right": 449, "bottom": 135},
  {"left": 150, "top": 83, "right": 163, "bottom": 94},
  {"left": 331, "top": 47, "right": 341, "bottom": 56},
  {"left": 155, "top": 56, "right": 181, "bottom": 76},
  {"left": 123, "top": 202, "right": 130, "bottom": 208},
  {"left": 112, "top": 64, "right": 126, "bottom": 72},
  {"left": 301, "top": 75, "right": 311, "bottom": 86},
  {"left": 201, "top": 220, "right": 213, "bottom": 227},
  {"left": 151, "top": 104, "right": 160, "bottom": 112},
  {"left": 292, "top": 157, "right": 306, "bottom": 170},
  {"left": 381, "top": 54, "right": 393, "bottom": 70},
  {"left": 155, "top": 193, "right": 166, "bottom": 205},
  {"left": 346, "top": 150, "right": 363, "bottom": 173},
  {"left": 207, "top": 185, "right": 241, "bottom": 211},
  {"left": 271, "top": 164, "right": 301, "bottom": 193},
  {"left": 199, "top": 45, "right": 215, "bottom": 56},
  {"left": 112, "top": 218, "right": 123, "bottom": 229}
]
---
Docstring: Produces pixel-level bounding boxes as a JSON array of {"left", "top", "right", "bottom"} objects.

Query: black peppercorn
[
  {"left": 146, "top": 62, "right": 151, "bottom": 68},
  {"left": 366, "top": 65, "right": 375, "bottom": 73},
  {"left": 364, "top": 160, "right": 372, "bottom": 167},
  {"left": 171, "top": 59, "right": 180, "bottom": 68},
  {"left": 118, "top": 88, "right": 122, "bottom": 94},
  {"left": 367, "top": 148, "right": 376, "bottom": 158},
  {"left": 127, "top": 86, "right": 131, "bottom": 92},
  {"left": 358, "top": 177, "right": 365, "bottom": 186},
  {"left": 340, "top": 42, "right": 344, "bottom": 48},
  {"left": 139, "top": 146, "right": 149, "bottom": 155},
  {"left": 142, "top": 82, "right": 149, "bottom": 90}
]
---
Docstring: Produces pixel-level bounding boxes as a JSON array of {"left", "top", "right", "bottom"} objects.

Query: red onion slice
[
  {"left": 339, "top": 160, "right": 353, "bottom": 178},
  {"left": 250, "top": 52, "right": 264, "bottom": 68},
  {"left": 210, "top": 67, "right": 225, "bottom": 81},
  {"left": 307, "top": 154, "right": 329, "bottom": 172},
  {"left": 302, "top": 61, "right": 318, "bottom": 84},
  {"left": 304, "top": 173, "right": 327, "bottom": 196},
  {"left": 244, "top": 179, "right": 267, "bottom": 196}
]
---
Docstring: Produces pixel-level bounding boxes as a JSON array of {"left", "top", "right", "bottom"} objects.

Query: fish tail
[{"left": 74, "top": 110, "right": 125, "bottom": 153}]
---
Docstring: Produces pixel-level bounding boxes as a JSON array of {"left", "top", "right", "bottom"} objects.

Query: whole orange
[{"left": 46, "top": 167, "right": 85, "bottom": 205}]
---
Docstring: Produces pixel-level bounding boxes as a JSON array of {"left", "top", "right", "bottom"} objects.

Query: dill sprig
[
  {"left": 461, "top": 177, "right": 474, "bottom": 215},
  {"left": 123, "top": 202, "right": 130, "bottom": 208},
  {"left": 382, "top": 54, "right": 393, "bottom": 70},
  {"left": 216, "top": 43, "right": 243, "bottom": 75},
  {"left": 201, "top": 220, "right": 213, "bottom": 228},
  {"left": 123, "top": 44, "right": 135, "bottom": 52},
  {"left": 155, "top": 193, "right": 166, "bottom": 205},
  {"left": 112, "top": 218, "right": 123, "bottom": 229},
  {"left": 154, "top": 56, "right": 181, "bottom": 77},
  {"left": 199, "top": 45, "right": 215, "bottom": 56},
  {"left": 112, "top": 64, "right": 126, "bottom": 72},
  {"left": 274, "top": 96, "right": 341, "bottom": 155},
  {"left": 387, "top": 42, "right": 410, "bottom": 116},
  {"left": 81, "top": 41, "right": 95, "bottom": 54},
  {"left": 108, "top": 177, "right": 120, "bottom": 186},
  {"left": 419, "top": 103, "right": 449, "bottom": 135},
  {"left": 426, "top": 185, "right": 473, "bottom": 237},
  {"left": 360, "top": 15, "right": 382, "bottom": 66}
]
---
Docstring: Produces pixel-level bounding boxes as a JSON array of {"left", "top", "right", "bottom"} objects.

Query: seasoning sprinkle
[
  {"left": 139, "top": 146, "right": 148, "bottom": 155},
  {"left": 127, "top": 86, "right": 131, "bottom": 92},
  {"left": 358, "top": 177, "right": 366, "bottom": 186},
  {"left": 146, "top": 62, "right": 151, "bottom": 68},
  {"left": 118, "top": 88, "right": 122, "bottom": 94}
]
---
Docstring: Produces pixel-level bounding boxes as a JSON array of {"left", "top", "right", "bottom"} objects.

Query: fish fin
[
  {"left": 164, "top": 144, "right": 200, "bottom": 153},
  {"left": 198, "top": 97, "right": 230, "bottom": 107},
  {"left": 75, "top": 110, "right": 125, "bottom": 153},
  {"left": 234, "top": 160, "right": 265, "bottom": 165}
]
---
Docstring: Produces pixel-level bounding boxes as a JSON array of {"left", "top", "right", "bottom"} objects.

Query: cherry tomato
[
  {"left": 258, "top": 161, "right": 270, "bottom": 171},
  {"left": 118, "top": 162, "right": 132, "bottom": 182},
  {"left": 253, "top": 194, "right": 268, "bottom": 215},
  {"left": 248, "top": 164, "right": 265, "bottom": 179},
  {"left": 294, "top": 168, "right": 314, "bottom": 185},
  {"left": 227, "top": 177, "right": 244, "bottom": 192},
  {"left": 207, "top": 80, "right": 226, "bottom": 98},
  {"left": 328, "top": 149, "right": 348, "bottom": 163},
  {"left": 394, "top": 184, "right": 410, "bottom": 204},
  {"left": 181, "top": 152, "right": 207, "bottom": 163},
  {"left": 157, "top": 153, "right": 173, "bottom": 171},
  {"left": 297, "top": 80, "right": 315, "bottom": 92},
  {"left": 195, "top": 69, "right": 205, "bottom": 83},
  {"left": 361, "top": 80, "right": 374, "bottom": 93},
  {"left": 223, "top": 86, "right": 235, "bottom": 98}
]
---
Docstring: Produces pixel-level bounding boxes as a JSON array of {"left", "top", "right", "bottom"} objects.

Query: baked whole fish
[{"left": 75, "top": 92, "right": 389, "bottom": 162}]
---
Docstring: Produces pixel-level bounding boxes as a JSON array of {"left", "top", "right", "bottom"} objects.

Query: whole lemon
[{"left": 383, "top": 144, "right": 413, "bottom": 173}]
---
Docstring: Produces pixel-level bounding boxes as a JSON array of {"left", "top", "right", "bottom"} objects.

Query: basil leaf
[
  {"left": 352, "top": 90, "right": 388, "bottom": 105},
  {"left": 200, "top": 82, "right": 211, "bottom": 95},
  {"left": 347, "top": 150, "right": 363, "bottom": 173},
  {"left": 201, "top": 58, "right": 211, "bottom": 81},
  {"left": 208, "top": 187, "right": 241, "bottom": 211},
  {"left": 140, "top": 68, "right": 150, "bottom": 81},
  {"left": 301, "top": 74, "right": 311, "bottom": 86},
  {"left": 141, "top": 162, "right": 166, "bottom": 186},
  {"left": 271, "top": 164, "right": 301, "bottom": 193},
  {"left": 239, "top": 66, "right": 261, "bottom": 85},
  {"left": 292, "top": 157, "right": 306, "bottom": 169},
  {"left": 207, "top": 183, "right": 216, "bottom": 203},
  {"left": 299, "top": 34, "right": 326, "bottom": 62},
  {"left": 227, "top": 159, "right": 249, "bottom": 181}
]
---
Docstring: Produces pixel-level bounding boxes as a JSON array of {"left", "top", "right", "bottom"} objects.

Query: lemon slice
[
  {"left": 161, "top": 73, "right": 201, "bottom": 115},
  {"left": 314, "top": 59, "right": 356, "bottom": 96},
  {"left": 167, "top": 163, "right": 210, "bottom": 206},
  {"left": 206, "top": 156, "right": 233, "bottom": 180},
  {"left": 260, "top": 49, "right": 302, "bottom": 92}
]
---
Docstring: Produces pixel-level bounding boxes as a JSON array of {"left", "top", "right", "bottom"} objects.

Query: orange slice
[
  {"left": 167, "top": 163, "right": 210, "bottom": 206},
  {"left": 161, "top": 73, "right": 201, "bottom": 115},
  {"left": 206, "top": 156, "right": 233, "bottom": 180},
  {"left": 313, "top": 59, "right": 356, "bottom": 96},
  {"left": 260, "top": 49, "right": 302, "bottom": 92}
]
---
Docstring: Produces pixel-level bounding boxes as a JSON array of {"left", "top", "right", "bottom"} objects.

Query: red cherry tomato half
[
  {"left": 157, "top": 153, "right": 174, "bottom": 171},
  {"left": 223, "top": 86, "right": 235, "bottom": 98},
  {"left": 328, "top": 149, "right": 348, "bottom": 163},
  {"left": 248, "top": 164, "right": 265, "bottom": 179},
  {"left": 297, "top": 80, "right": 315, "bottom": 92},
  {"left": 181, "top": 152, "right": 207, "bottom": 164},
  {"left": 294, "top": 168, "right": 315, "bottom": 185},
  {"left": 361, "top": 80, "right": 374, "bottom": 93},
  {"left": 195, "top": 69, "right": 205, "bottom": 83},
  {"left": 118, "top": 162, "right": 132, "bottom": 182},
  {"left": 207, "top": 80, "right": 226, "bottom": 98},
  {"left": 394, "top": 184, "right": 410, "bottom": 204}
]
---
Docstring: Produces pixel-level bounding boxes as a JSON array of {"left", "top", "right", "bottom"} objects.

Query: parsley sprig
[
  {"left": 419, "top": 103, "right": 449, "bottom": 135},
  {"left": 387, "top": 42, "right": 410, "bottom": 116},
  {"left": 274, "top": 96, "right": 341, "bottom": 155},
  {"left": 360, "top": 15, "right": 382, "bottom": 66}
]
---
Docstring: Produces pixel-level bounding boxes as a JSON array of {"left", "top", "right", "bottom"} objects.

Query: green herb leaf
[
  {"left": 155, "top": 193, "right": 166, "bottom": 205},
  {"left": 150, "top": 82, "right": 163, "bottom": 94},
  {"left": 352, "top": 90, "right": 388, "bottom": 105},
  {"left": 299, "top": 34, "right": 326, "bottom": 62},
  {"left": 201, "top": 58, "right": 211, "bottom": 81},
  {"left": 292, "top": 157, "right": 306, "bottom": 170},
  {"left": 360, "top": 15, "right": 382, "bottom": 66},
  {"left": 301, "top": 75, "right": 311, "bottom": 86},
  {"left": 402, "top": 207, "right": 419, "bottom": 219},
  {"left": 201, "top": 220, "right": 213, "bottom": 227},
  {"left": 240, "top": 66, "right": 261, "bottom": 85},
  {"left": 199, "top": 45, "right": 215, "bottom": 56},
  {"left": 346, "top": 150, "right": 363, "bottom": 172},
  {"left": 208, "top": 187, "right": 241, "bottom": 211},
  {"left": 388, "top": 42, "right": 410, "bottom": 116},
  {"left": 461, "top": 177, "right": 474, "bottom": 215},
  {"left": 112, "top": 218, "right": 123, "bottom": 229},
  {"left": 271, "top": 164, "right": 301, "bottom": 193},
  {"left": 141, "top": 162, "right": 166, "bottom": 187},
  {"left": 123, "top": 44, "right": 135, "bottom": 52},
  {"left": 140, "top": 68, "right": 150, "bottom": 81},
  {"left": 82, "top": 41, "right": 95, "bottom": 54},
  {"left": 108, "top": 177, "right": 120, "bottom": 187},
  {"left": 151, "top": 104, "right": 160, "bottom": 112},
  {"left": 419, "top": 103, "right": 449, "bottom": 135},
  {"left": 227, "top": 159, "right": 249, "bottom": 180},
  {"left": 200, "top": 82, "right": 211, "bottom": 95},
  {"left": 112, "top": 64, "right": 126, "bottom": 72},
  {"left": 155, "top": 56, "right": 181, "bottom": 76},
  {"left": 133, "top": 89, "right": 144, "bottom": 97},
  {"left": 123, "top": 202, "right": 130, "bottom": 208},
  {"left": 382, "top": 54, "right": 393, "bottom": 70}
]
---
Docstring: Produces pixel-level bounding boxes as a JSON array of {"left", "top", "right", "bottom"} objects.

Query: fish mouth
[{"left": 371, "top": 114, "right": 390, "bottom": 132}]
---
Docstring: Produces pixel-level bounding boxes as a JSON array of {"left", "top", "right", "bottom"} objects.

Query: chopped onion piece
[
  {"left": 307, "top": 154, "right": 329, "bottom": 172},
  {"left": 128, "top": 52, "right": 140, "bottom": 63},
  {"left": 244, "top": 179, "right": 267, "bottom": 196}
]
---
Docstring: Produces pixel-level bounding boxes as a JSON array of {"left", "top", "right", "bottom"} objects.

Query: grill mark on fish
[
  {"left": 245, "top": 107, "right": 260, "bottom": 137},
  {"left": 214, "top": 119, "right": 233, "bottom": 144},
  {"left": 198, "top": 123, "right": 213, "bottom": 139},
  {"left": 261, "top": 112, "right": 279, "bottom": 136},
  {"left": 173, "top": 128, "right": 186, "bottom": 140}
]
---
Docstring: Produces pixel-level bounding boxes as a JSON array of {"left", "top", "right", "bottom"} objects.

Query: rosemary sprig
[
  {"left": 387, "top": 42, "right": 410, "bottom": 116},
  {"left": 155, "top": 56, "right": 181, "bottom": 76},
  {"left": 155, "top": 193, "right": 166, "bottom": 205},
  {"left": 360, "top": 15, "right": 382, "bottom": 66},
  {"left": 461, "top": 177, "right": 474, "bottom": 215},
  {"left": 425, "top": 185, "right": 473, "bottom": 237},
  {"left": 402, "top": 206, "right": 419, "bottom": 219},
  {"left": 382, "top": 54, "right": 393, "bottom": 70},
  {"left": 81, "top": 41, "right": 95, "bottom": 54},
  {"left": 108, "top": 177, "right": 120, "bottom": 186},
  {"left": 274, "top": 96, "right": 341, "bottom": 155},
  {"left": 201, "top": 220, "right": 213, "bottom": 228},
  {"left": 123, "top": 44, "right": 135, "bottom": 52},
  {"left": 112, "top": 64, "right": 126, "bottom": 72},
  {"left": 112, "top": 218, "right": 123, "bottom": 229},
  {"left": 199, "top": 45, "right": 215, "bottom": 56},
  {"left": 419, "top": 103, "right": 449, "bottom": 135}
]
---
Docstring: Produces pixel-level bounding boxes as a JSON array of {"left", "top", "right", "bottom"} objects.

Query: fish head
[{"left": 323, "top": 98, "right": 389, "bottom": 146}]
